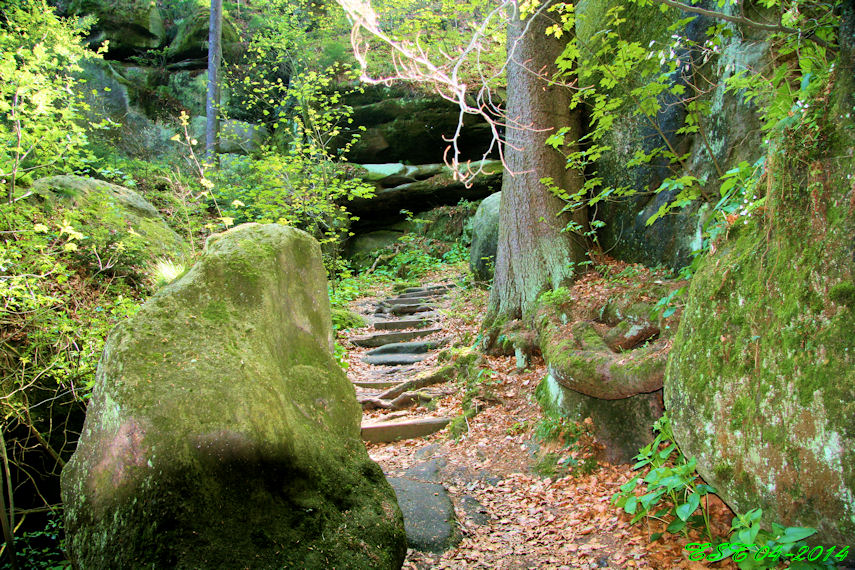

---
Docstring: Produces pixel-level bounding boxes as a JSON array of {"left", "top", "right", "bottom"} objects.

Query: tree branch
[{"left": 650, "top": 0, "right": 835, "bottom": 50}]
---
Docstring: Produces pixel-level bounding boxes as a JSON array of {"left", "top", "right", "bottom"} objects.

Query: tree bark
[
  {"left": 205, "top": 0, "right": 223, "bottom": 162},
  {"left": 486, "top": 0, "right": 587, "bottom": 325}
]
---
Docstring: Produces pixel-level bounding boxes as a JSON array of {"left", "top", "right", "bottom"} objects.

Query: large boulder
[
  {"left": 31, "top": 176, "right": 189, "bottom": 281},
  {"left": 575, "top": 1, "right": 769, "bottom": 271},
  {"left": 347, "top": 161, "right": 502, "bottom": 230},
  {"left": 469, "top": 192, "right": 501, "bottom": 282},
  {"left": 343, "top": 95, "right": 496, "bottom": 164},
  {"left": 165, "top": 7, "right": 242, "bottom": 66},
  {"left": 666, "top": 41, "right": 855, "bottom": 542},
  {"left": 61, "top": 224, "right": 407, "bottom": 568},
  {"left": 69, "top": 0, "right": 165, "bottom": 58}
]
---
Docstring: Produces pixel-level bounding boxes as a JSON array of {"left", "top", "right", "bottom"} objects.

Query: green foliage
[
  {"left": 537, "top": 287, "right": 573, "bottom": 308},
  {"left": 0, "top": 198, "right": 142, "bottom": 530},
  {"left": 369, "top": 233, "right": 468, "bottom": 280},
  {"left": 685, "top": 508, "right": 836, "bottom": 569},
  {"left": 532, "top": 412, "right": 599, "bottom": 477},
  {"left": 612, "top": 413, "right": 716, "bottom": 540},
  {"left": 614, "top": 414, "right": 828, "bottom": 565},
  {"left": 7, "top": 511, "right": 70, "bottom": 569},
  {"left": 361, "top": 0, "right": 507, "bottom": 89},
  {"left": 0, "top": 1, "right": 101, "bottom": 202},
  {"left": 213, "top": 66, "right": 374, "bottom": 276},
  {"left": 546, "top": 0, "right": 841, "bottom": 261},
  {"left": 330, "top": 306, "right": 366, "bottom": 332},
  {"left": 448, "top": 364, "right": 496, "bottom": 439}
]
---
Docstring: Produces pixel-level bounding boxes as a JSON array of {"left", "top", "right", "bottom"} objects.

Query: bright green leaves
[
  {"left": 0, "top": 1, "right": 95, "bottom": 202},
  {"left": 212, "top": 64, "right": 374, "bottom": 277},
  {"left": 611, "top": 413, "right": 717, "bottom": 540}
]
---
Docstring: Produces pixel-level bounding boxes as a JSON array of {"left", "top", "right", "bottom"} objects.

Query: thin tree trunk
[
  {"left": 205, "top": 0, "right": 223, "bottom": 163},
  {"left": 486, "top": 0, "right": 587, "bottom": 325}
]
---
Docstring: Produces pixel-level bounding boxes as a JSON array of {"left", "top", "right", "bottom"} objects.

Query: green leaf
[
  {"left": 676, "top": 493, "right": 700, "bottom": 521},
  {"left": 623, "top": 495, "right": 638, "bottom": 515},
  {"left": 776, "top": 527, "right": 817, "bottom": 544}
]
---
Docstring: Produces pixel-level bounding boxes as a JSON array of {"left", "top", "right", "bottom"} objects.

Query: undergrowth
[{"left": 614, "top": 414, "right": 836, "bottom": 569}]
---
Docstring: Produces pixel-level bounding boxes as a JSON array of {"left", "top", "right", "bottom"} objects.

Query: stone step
[
  {"left": 398, "top": 289, "right": 448, "bottom": 299},
  {"left": 361, "top": 417, "right": 452, "bottom": 443},
  {"left": 366, "top": 338, "right": 447, "bottom": 356},
  {"left": 352, "top": 328, "right": 442, "bottom": 348},
  {"left": 362, "top": 353, "right": 428, "bottom": 366},
  {"left": 404, "top": 284, "right": 454, "bottom": 294},
  {"left": 351, "top": 379, "right": 404, "bottom": 389},
  {"left": 374, "top": 318, "right": 435, "bottom": 331},
  {"left": 383, "top": 297, "right": 437, "bottom": 306},
  {"left": 386, "top": 476, "right": 459, "bottom": 553},
  {"left": 388, "top": 304, "right": 434, "bottom": 316}
]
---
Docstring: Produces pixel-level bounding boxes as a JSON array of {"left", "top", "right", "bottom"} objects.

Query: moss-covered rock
[
  {"left": 343, "top": 97, "right": 495, "bottom": 164},
  {"left": 536, "top": 374, "right": 663, "bottom": 464},
  {"left": 469, "top": 191, "right": 501, "bottom": 282},
  {"left": 31, "top": 176, "right": 189, "bottom": 281},
  {"left": 666, "top": 63, "right": 855, "bottom": 541},
  {"left": 70, "top": 0, "right": 165, "bottom": 56},
  {"left": 576, "top": 1, "right": 770, "bottom": 270},
  {"left": 347, "top": 162, "right": 502, "bottom": 229},
  {"left": 531, "top": 279, "right": 680, "bottom": 462},
  {"left": 165, "top": 6, "right": 242, "bottom": 64},
  {"left": 61, "top": 224, "right": 406, "bottom": 568}
]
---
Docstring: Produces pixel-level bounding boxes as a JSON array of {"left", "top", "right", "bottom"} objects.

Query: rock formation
[{"left": 61, "top": 224, "right": 406, "bottom": 568}]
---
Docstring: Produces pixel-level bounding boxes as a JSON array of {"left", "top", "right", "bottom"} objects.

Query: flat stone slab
[
  {"left": 386, "top": 477, "right": 458, "bottom": 553},
  {"left": 404, "top": 284, "right": 453, "bottom": 294},
  {"left": 390, "top": 304, "right": 434, "bottom": 316},
  {"left": 398, "top": 289, "right": 448, "bottom": 299},
  {"left": 362, "top": 353, "right": 427, "bottom": 366},
  {"left": 361, "top": 417, "right": 451, "bottom": 443},
  {"left": 366, "top": 338, "right": 447, "bottom": 356},
  {"left": 374, "top": 318, "right": 435, "bottom": 330},
  {"left": 384, "top": 297, "right": 436, "bottom": 306},
  {"left": 351, "top": 328, "right": 442, "bottom": 348},
  {"left": 351, "top": 379, "right": 403, "bottom": 389}
]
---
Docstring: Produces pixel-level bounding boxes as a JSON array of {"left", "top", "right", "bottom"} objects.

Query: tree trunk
[
  {"left": 486, "top": 0, "right": 587, "bottom": 325},
  {"left": 205, "top": 0, "right": 223, "bottom": 162}
]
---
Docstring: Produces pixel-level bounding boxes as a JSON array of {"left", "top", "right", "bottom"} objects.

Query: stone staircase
[
  {"left": 348, "top": 282, "right": 468, "bottom": 556},
  {"left": 350, "top": 284, "right": 457, "bottom": 444}
]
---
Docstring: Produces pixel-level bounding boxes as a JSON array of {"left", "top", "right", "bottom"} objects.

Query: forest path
[{"left": 340, "top": 268, "right": 735, "bottom": 570}]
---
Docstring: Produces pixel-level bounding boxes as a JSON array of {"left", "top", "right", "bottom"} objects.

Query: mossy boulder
[
  {"left": 666, "top": 64, "right": 855, "bottom": 541},
  {"left": 469, "top": 191, "right": 501, "bottom": 282},
  {"left": 61, "top": 224, "right": 406, "bottom": 568},
  {"left": 575, "top": 1, "right": 770, "bottom": 270},
  {"left": 70, "top": 0, "right": 165, "bottom": 57},
  {"left": 531, "top": 281, "right": 679, "bottom": 462},
  {"left": 31, "top": 176, "right": 189, "bottom": 281},
  {"left": 166, "top": 6, "right": 242, "bottom": 65},
  {"left": 347, "top": 161, "right": 502, "bottom": 229},
  {"left": 536, "top": 374, "right": 663, "bottom": 464}
]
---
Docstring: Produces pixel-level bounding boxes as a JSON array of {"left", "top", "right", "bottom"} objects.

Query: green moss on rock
[
  {"left": 665, "top": 89, "right": 855, "bottom": 542},
  {"left": 61, "top": 223, "right": 406, "bottom": 568}
]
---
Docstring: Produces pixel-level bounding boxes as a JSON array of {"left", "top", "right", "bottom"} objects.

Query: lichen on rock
[{"left": 666, "top": 66, "right": 855, "bottom": 542}]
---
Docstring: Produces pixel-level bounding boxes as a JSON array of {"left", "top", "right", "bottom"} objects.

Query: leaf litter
[{"left": 341, "top": 263, "right": 737, "bottom": 569}]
